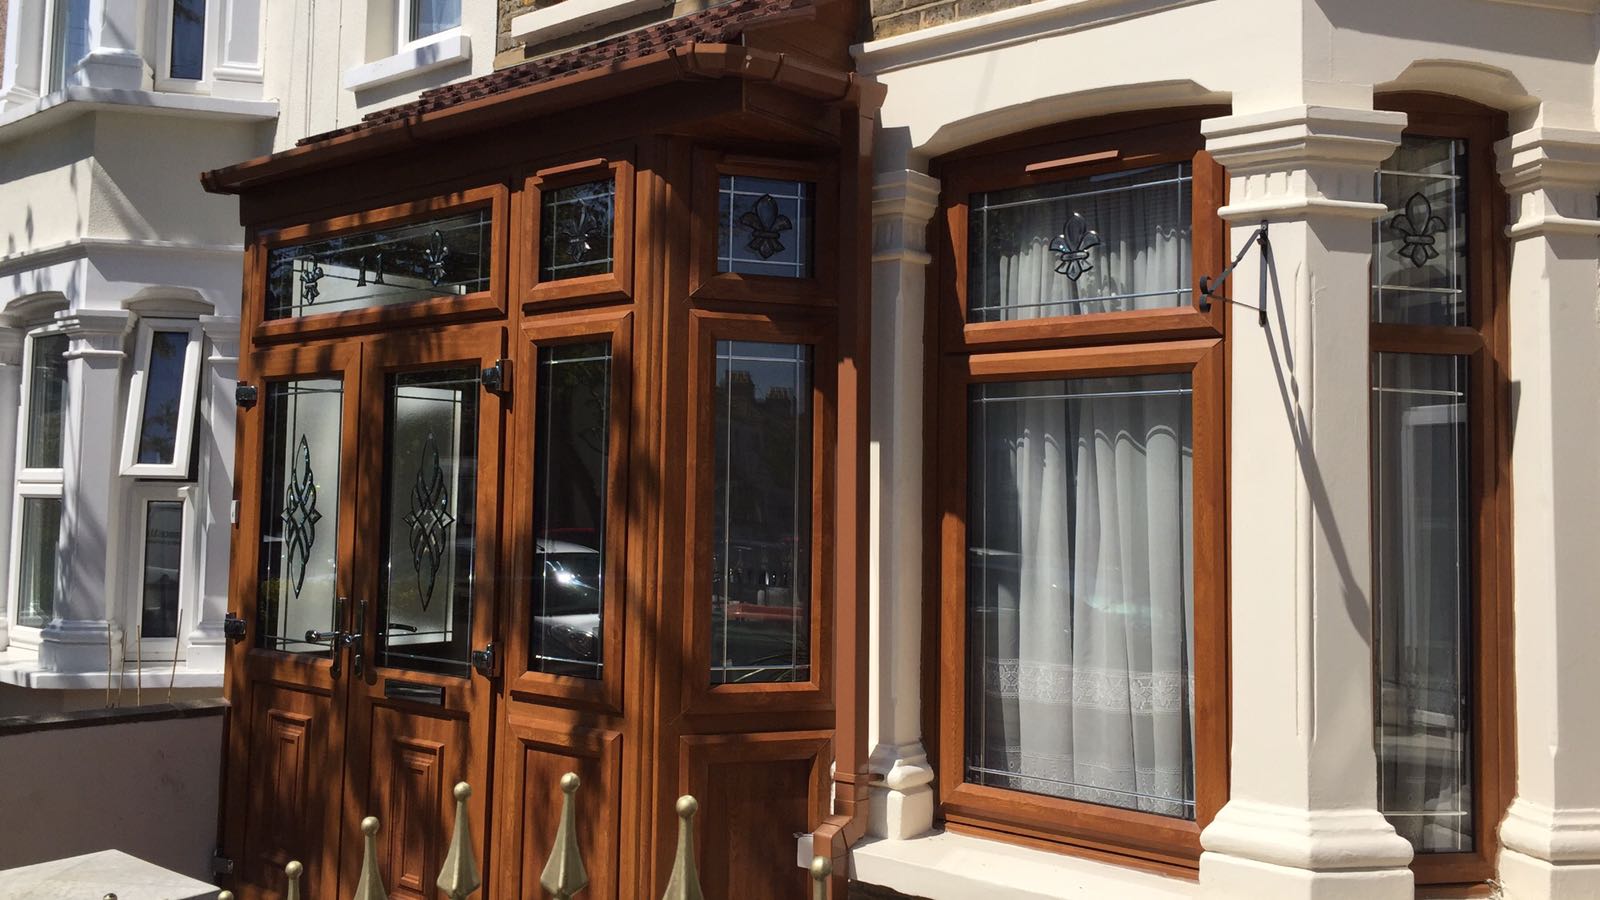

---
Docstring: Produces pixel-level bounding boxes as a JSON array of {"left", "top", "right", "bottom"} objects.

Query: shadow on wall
[{"left": 0, "top": 700, "right": 224, "bottom": 880}]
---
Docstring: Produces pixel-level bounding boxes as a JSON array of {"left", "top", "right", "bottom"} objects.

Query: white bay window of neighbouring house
[{"left": 965, "top": 374, "right": 1196, "bottom": 818}]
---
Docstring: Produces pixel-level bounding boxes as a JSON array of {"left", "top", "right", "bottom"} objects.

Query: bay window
[
  {"left": 9, "top": 328, "right": 68, "bottom": 635},
  {"left": 933, "top": 112, "right": 1228, "bottom": 868},
  {"left": 46, "top": 0, "right": 91, "bottom": 92}
]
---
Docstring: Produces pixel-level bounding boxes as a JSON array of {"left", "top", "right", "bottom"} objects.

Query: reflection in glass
[
  {"left": 1372, "top": 352, "right": 1474, "bottom": 853},
  {"left": 49, "top": 0, "right": 91, "bottom": 91},
  {"left": 1373, "top": 136, "right": 1469, "bottom": 326},
  {"left": 26, "top": 333, "right": 68, "bottom": 470},
  {"left": 170, "top": 0, "right": 206, "bottom": 80},
  {"left": 711, "top": 341, "right": 812, "bottom": 684},
  {"left": 717, "top": 176, "right": 814, "bottom": 278},
  {"left": 965, "top": 375, "right": 1196, "bottom": 819},
  {"left": 541, "top": 180, "right": 615, "bottom": 282},
  {"left": 257, "top": 379, "right": 342, "bottom": 654},
  {"left": 410, "top": 0, "right": 461, "bottom": 40},
  {"left": 16, "top": 497, "right": 62, "bottom": 629},
  {"left": 265, "top": 209, "right": 493, "bottom": 320},
  {"left": 377, "top": 368, "right": 478, "bottom": 677},
  {"left": 141, "top": 501, "right": 185, "bottom": 639},
  {"left": 969, "top": 164, "right": 1192, "bottom": 322},
  {"left": 136, "top": 331, "right": 192, "bottom": 466},
  {"left": 530, "top": 342, "right": 611, "bottom": 679}
]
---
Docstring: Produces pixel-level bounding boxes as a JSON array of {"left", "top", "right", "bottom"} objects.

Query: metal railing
[{"left": 219, "top": 774, "right": 834, "bottom": 899}]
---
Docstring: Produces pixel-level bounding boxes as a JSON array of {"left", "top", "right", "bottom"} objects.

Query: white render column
[
  {"left": 1494, "top": 127, "right": 1600, "bottom": 900},
  {"left": 185, "top": 315, "right": 239, "bottom": 672},
  {"left": 38, "top": 308, "right": 130, "bottom": 674},
  {"left": 1197, "top": 106, "right": 1415, "bottom": 900},
  {"left": 0, "top": 325, "right": 25, "bottom": 652},
  {"left": 865, "top": 168, "right": 940, "bottom": 840}
]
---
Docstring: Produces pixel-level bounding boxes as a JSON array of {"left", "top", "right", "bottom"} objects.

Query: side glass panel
[
  {"left": 265, "top": 209, "right": 493, "bottom": 321},
  {"left": 140, "top": 500, "right": 185, "bottom": 639},
  {"left": 26, "top": 334, "right": 69, "bottom": 470},
  {"left": 710, "top": 340, "right": 812, "bottom": 685},
  {"left": 1372, "top": 352, "right": 1474, "bottom": 853},
  {"left": 968, "top": 163, "right": 1192, "bottom": 322},
  {"left": 540, "top": 180, "right": 616, "bottom": 282},
  {"left": 529, "top": 341, "right": 612, "bottom": 679},
  {"left": 1374, "top": 137, "right": 1468, "bottom": 326},
  {"left": 15, "top": 497, "right": 62, "bottom": 629},
  {"left": 136, "top": 331, "right": 193, "bottom": 467},
  {"left": 718, "top": 176, "right": 815, "bottom": 279},
  {"left": 257, "top": 379, "right": 343, "bottom": 654},
  {"left": 965, "top": 374, "right": 1196, "bottom": 819},
  {"left": 377, "top": 368, "right": 479, "bottom": 677}
]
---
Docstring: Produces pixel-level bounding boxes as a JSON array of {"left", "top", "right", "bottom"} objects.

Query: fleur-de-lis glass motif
[
  {"left": 1389, "top": 191, "right": 1446, "bottom": 268},
  {"left": 558, "top": 203, "right": 608, "bottom": 265},
  {"left": 298, "top": 256, "right": 326, "bottom": 305},
  {"left": 738, "top": 195, "right": 793, "bottom": 260},
  {"left": 281, "top": 435, "right": 322, "bottom": 599},
  {"left": 403, "top": 432, "right": 455, "bottom": 610},
  {"left": 422, "top": 230, "right": 450, "bottom": 288},
  {"left": 1049, "top": 213, "right": 1100, "bottom": 282}
]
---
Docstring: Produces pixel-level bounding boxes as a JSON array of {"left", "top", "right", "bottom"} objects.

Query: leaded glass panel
[
  {"left": 1374, "top": 136, "right": 1469, "bottom": 326},
  {"left": 717, "top": 176, "right": 814, "bottom": 278},
  {"left": 266, "top": 209, "right": 492, "bottom": 320},
  {"left": 257, "top": 379, "right": 342, "bottom": 654},
  {"left": 540, "top": 180, "right": 615, "bottom": 282}
]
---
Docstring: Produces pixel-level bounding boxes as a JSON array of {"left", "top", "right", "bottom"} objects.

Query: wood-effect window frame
[
  {"left": 1371, "top": 93, "right": 1513, "bottom": 893},
  {"left": 928, "top": 109, "right": 1231, "bottom": 873},
  {"left": 520, "top": 148, "right": 637, "bottom": 309},
  {"left": 690, "top": 150, "right": 839, "bottom": 308}
]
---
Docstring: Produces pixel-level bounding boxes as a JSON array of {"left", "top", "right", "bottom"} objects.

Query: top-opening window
[
  {"left": 967, "top": 163, "right": 1192, "bottom": 323},
  {"left": 406, "top": 0, "right": 461, "bottom": 43}
]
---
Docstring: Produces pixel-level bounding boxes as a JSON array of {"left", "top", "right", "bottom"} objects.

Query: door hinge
[
  {"left": 211, "top": 850, "right": 235, "bottom": 877},
  {"left": 223, "top": 612, "right": 247, "bottom": 642},
  {"left": 480, "top": 359, "right": 510, "bottom": 396},
  {"left": 235, "top": 382, "right": 258, "bottom": 409},
  {"left": 471, "top": 642, "right": 500, "bottom": 678}
]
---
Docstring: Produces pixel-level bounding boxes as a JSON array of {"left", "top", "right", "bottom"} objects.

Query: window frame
[
  {"left": 690, "top": 150, "right": 839, "bottom": 308},
  {"left": 43, "top": 0, "right": 90, "bottom": 93},
  {"left": 154, "top": 0, "right": 214, "bottom": 93},
  {"left": 120, "top": 317, "right": 204, "bottom": 478},
  {"left": 928, "top": 110, "right": 1230, "bottom": 872},
  {"left": 519, "top": 150, "right": 637, "bottom": 308},
  {"left": 7, "top": 324, "right": 70, "bottom": 645},
  {"left": 397, "top": 0, "right": 461, "bottom": 52},
  {"left": 1368, "top": 93, "right": 1513, "bottom": 890},
  {"left": 119, "top": 480, "right": 198, "bottom": 662}
]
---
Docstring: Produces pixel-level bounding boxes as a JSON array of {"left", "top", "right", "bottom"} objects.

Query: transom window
[
  {"left": 717, "top": 176, "right": 815, "bottom": 279},
  {"left": 121, "top": 319, "right": 204, "bottom": 478}
]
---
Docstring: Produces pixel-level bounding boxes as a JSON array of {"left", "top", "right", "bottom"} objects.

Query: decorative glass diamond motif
[
  {"left": 404, "top": 432, "right": 455, "bottom": 610},
  {"left": 280, "top": 435, "right": 322, "bottom": 599},
  {"left": 422, "top": 230, "right": 450, "bottom": 287},
  {"left": 1390, "top": 191, "right": 1446, "bottom": 268},
  {"left": 739, "top": 195, "right": 794, "bottom": 260},
  {"left": 1049, "top": 213, "right": 1100, "bottom": 282}
]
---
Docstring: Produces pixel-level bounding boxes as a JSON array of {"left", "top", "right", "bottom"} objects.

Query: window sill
[
  {"left": 849, "top": 831, "right": 1198, "bottom": 900},
  {"left": 342, "top": 30, "right": 472, "bottom": 94},
  {"left": 0, "top": 646, "right": 222, "bottom": 691},
  {"left": 509, "top": 0, "right": 667, "bottom": 45},
  {"left": 0, "top": 86, "right": 277, "bottom": 146}
]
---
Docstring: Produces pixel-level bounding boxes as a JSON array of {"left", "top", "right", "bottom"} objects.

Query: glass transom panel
[
  {"left": 718, "top": 176, "right": 815, "bottom": 279},
  {"left": 540, "top": 180, "right": 616, "bottom": 283},
  {"left": 1373, "top": 136, "right": 1469, "bottom": 326},
  {"left": 136, "top": 331, "right": 192, "bottom": 466},
  {"left": 26, "top": 333, "right": 69, "bottom": 470},
  {"left": 266, "top": 209, "right": 492, "bottom": 320},
  {"left": 965, "top": 374, "right": 1196, "bottom": 819},
  {"left": 968, "top": 163, "right": 1193, "bottom": 322}
]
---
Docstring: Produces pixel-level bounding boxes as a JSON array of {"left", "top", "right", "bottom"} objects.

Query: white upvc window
[
  {"left": 399, "top": 0, "right": 461, "bottom": 48},
  {"left": 155, "top": 0, "right": 214, "bottom": 92},
  {"left": 7, "top": 326, "right": 69, "bottom": 641},
  {"left": 120, "top": 318, "right": 203, "bottom": 478},
  {"left": 120, "top": 480, "right": 197, "bottom": 663},
  {"left": 44, "top": 0, "right": 92, "bottom": 93}
]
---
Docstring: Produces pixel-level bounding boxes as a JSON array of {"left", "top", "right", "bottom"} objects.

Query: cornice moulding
[
  {"left": 1203, "top": 106, "right": 1408, "bottom": 172},
  {"left": 1497, "top": 127, "right": 1600, "bottom": 193}
]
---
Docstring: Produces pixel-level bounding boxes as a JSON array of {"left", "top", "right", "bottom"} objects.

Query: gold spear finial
[
  {"left": 810, "top": 855, "right": 832, "bottom": 900},
  {"left": 539, "top": 773, "right": 590, "bottom": 899},
  {"left": 437, "top": 782, "right": 482, "bottom": 900},
  {"left": 285, "top": 859, "right": 303, "bottom": 900},
  {"left": 660, "top": 795, "right": 705, "bottom": 900},
  {"left": 216, "top": 892, "right": 233, "bottom": 900},
  {"left": 353, "top": 816, "right": 388, "bottom": 900}
]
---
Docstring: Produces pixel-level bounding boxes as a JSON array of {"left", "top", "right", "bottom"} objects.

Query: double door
[{"left": 222, "top": 325, "right": 504, "bottom": 900}]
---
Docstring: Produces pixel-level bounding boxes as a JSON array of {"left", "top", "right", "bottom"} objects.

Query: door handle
[{"left": 304, "top": 596, "right": 364, "bottom": 678}]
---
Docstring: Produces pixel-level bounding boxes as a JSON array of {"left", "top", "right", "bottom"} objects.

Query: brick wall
[{"left": 869, "top": 0, "right": 1037, "bottom": 38}]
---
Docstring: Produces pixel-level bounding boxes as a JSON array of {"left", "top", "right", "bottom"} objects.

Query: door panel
[{"left": 499, "top": 716, "right": 623, "bottom": 900}]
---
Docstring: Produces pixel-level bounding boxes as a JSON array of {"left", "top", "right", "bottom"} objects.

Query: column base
[
  {"left": 867, "top": 742, "right": 936, "bottom": 840},
  {"left": 38, "top": 619, "right": 124, "bottom": 674},
  {"left": 1200, "top": 801, "right": 1413, "bottom": 900},
  {"left": 184, "top": 621, "right": 227, "bottom": 672},
  {"left": 1498, "top": 800, "right": 1600, "bottom": 899},
  {"left": 1201, "top": 851, "right": 1413, "bottom": 900},
  {"left": 1500, "top": 848, "right": 1600, "bottom": 899}
]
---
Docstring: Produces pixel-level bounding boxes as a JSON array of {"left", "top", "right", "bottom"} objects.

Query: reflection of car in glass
[{"left": 532, "top": 539, "right": 602, "bottom": 671}]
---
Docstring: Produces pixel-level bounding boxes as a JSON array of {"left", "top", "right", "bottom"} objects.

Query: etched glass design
[
  {"left": 25, "top": 333, "right": 68, "bottom": 470},
  {"left": 541, "top": 179, "right": 615, "bottom": 282},
  {"left": 16, "top": 497, "right": 62, "bottom": 629},
  {"left": 135, "top": 331, "right": 192, "bottom": 466},
  {"left": 265, "top": 209, "right": 492, "bottom": 320},
  {"left": 1374, "top": 136, "right": 1469, "bottom": 326},
  {"left": 717, "top": 176, "right": 814, "bottom": 278},
  {"left": 377, "top": 368, "right": 478, "bottom": 677},
  {"left": 965, "top": 375, "right": 1196, "bottom": 819},
  {"left": 969, "top": 163, "right": 1192, "bottom": 322},
  {"left": 710, "top": 341, "right": 812, "bottom": 684},
  {"left": 1372, "top": 352, "right": 1475, "bottom": 853},
  {"left": 170, "top": 0, "right": 206, "bottom": 80},
  {"left": 530, "top": 341, "right": 611, "bottom": 679},
  {"left": 257, "top": 379, "right": 342, "bottom": 654},
  {"left": 140, "top": 500, "right": 185, "bottom": 639}
]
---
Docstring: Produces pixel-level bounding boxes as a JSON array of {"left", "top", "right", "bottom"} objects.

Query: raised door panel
[
  {"left": 499, "top": 716, "right": 622, "bottom": 900},
  {"left": 240, "top": 683, "right": 338, "bottom": 898},
  {"left": 363, "top": 704, "right": 471, "bottom": 899}
]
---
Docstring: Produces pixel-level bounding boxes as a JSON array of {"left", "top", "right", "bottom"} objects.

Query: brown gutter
[{"left": 201, "top": 44, "right": 862, "bottom": 195}]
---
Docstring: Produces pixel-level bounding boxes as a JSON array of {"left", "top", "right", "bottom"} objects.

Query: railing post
[
  {"left": 437, "top": 782, "right": 482, "bottom": 899},
  {"left": 285, "top": 860, "right": 303, "bottom": 900},
  {"left": 810, "top": 856, "right": 832, "bottom": 900},
  {"left": 540, "top": 772, "right": 589, "bottom": 899},
  {"left": 353, "top": 816, "right": 388, "bottom": 900},
  {"left": 660, "top": 795, "right": 705, "bottom": 900}
]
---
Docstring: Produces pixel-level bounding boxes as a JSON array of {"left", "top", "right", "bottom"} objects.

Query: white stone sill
[
  {"left": 509, "top": 0, "right": 666, "bottom": 45},
  {"left": 0, "top": 86, "right": 277, "bottom": 145},
  {"left": 0, "top": 646, "right": 222, "bottom": 691},
  {"left": 343, "top": 30, "right": 472, "bottom": 94},
  {"left": 850, "top": 831, "right": 1198, "bottom": 899}
]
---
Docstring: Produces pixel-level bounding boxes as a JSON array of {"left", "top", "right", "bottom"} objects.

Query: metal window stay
[{"left": 1198, "top": 220, "right": 1273, "bottom": 327}]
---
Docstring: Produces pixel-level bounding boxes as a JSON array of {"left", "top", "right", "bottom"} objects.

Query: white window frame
[
  {"left": 8, "top": 325, "right": 69, "bottom": 646},
  {"left": 120, "top": 318, "right": 203, "bottom": 478},
  {"left": 154, "top": 0, "right": 218, "bottom": 94},
  {"left": 42, "top": 0, "right": 90, "bottom": 94},
  {"left": 397, "top": 0, "right": 461, "bottom": 52},
  {"left": 119, "top": 481, "right": 197, "bottom": 664}
]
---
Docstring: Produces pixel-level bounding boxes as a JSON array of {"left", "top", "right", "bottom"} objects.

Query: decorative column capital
[
  {"left": 1497, "top": 127, "right": 1600, "bottom": 239},
  {"left": 872, "top": 170, "right": 942, "bottom": 264},
  {"left": 200, "top": 315, "right": 242, "bottom": 362},
  {"left": 1203, "top": 106, "right": 1407, "bottom": 222},
  {"left": 55, "top": 308, "right": 131, "bottom": 358}
]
